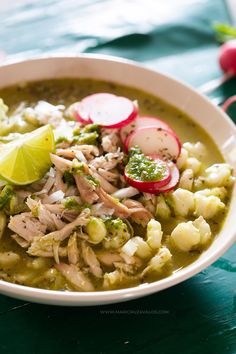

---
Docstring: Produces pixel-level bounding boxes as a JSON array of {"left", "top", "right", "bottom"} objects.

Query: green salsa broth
[
  {"left": 0, "top": 78, "right": 224, "bottom": 165},
  {"left": 0, "top": 78, "right": 227, "bottom": 291}
]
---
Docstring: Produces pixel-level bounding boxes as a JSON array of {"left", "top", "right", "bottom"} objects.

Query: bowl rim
[{"left": 0, "top": 54, "right": 235, "bottom": 305}]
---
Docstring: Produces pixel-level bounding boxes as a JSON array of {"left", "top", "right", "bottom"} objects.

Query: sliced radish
[
  {"left": 143, "top": 163, "right": 179, "bottom": 194},
  {"left": 75, "top": 93, "right": 116, "bottom": 124},
  {"left": 89, "top": 95, "right": 138, "bottom": 128},
  {"left": 124, "top": 157, "right": 171, "bottom": 193},
  {"left": 120, "top": 119, "right": 137, "bottom": 143},
  {"left": 155, "top": 163, "right": 179, "bottom": 193},
  {"left": 125, "top": 126, "right": 181, "bottom": 161},
  {"left": 120, "top": 115, "right": 172, "bottom": 143}
]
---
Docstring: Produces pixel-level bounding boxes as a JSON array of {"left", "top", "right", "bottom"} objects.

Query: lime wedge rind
[{"left": 0, "top": 124, "right": 55, "bottom": 185}]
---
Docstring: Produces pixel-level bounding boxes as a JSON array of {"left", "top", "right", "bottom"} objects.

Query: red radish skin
[
  {"left": 219, "top": 40, "right": 236, "bottom": 75},
  {"left": 124, "top": 160, "right": 171, "bottom": 193},
  {"left": 90, "top": 98, "right": 137, "bottom": 128},
  {"left": 125, "top": 126, "right": 181, "bottom": 160},
  {"left": 75, "top": 93, "right": 116, "bottom": 124},
  {"left": 144, "top": 164, "right": 179, "bottom": 194},
  {"left": 120, "top": 115, "right": 173, "bottom": 143},
  {"left": 222, "top": 95, "right": 236, "bottom": 112},
  {"left": 120, "top": 119, "right": 137, "bottom": 144},
  {"left": 155, "top": 163, "right": 179, "bottom": 193},
  {"left": 74, "top": 104, "right": 92, "bottom": 124},
  {"left": 199, "top": 40, "right": 236, "bottom": 95},
  {"left": 89, "top": 95, "right": 138, "bottom": 128}
]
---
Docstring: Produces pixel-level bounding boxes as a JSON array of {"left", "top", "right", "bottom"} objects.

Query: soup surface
[{"left": 0, "top": 78, "right": 233, "bottom": 292}]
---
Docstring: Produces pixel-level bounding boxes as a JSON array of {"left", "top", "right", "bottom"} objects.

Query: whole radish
[
  {"left": 218, "top": 40, "right": 236, "bottom": 112},
  {"left": 200, "top": 39, "right": 236, "bottom": 94},
  {"left": 219, "top": 39, "right": 236, "bottom": 75}
]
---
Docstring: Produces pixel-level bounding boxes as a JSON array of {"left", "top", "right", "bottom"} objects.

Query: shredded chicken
[
  {"left": 8, "top": 212, "right": 47, "bottom": 242},
  {"left": 50, "top": 154, "right": 72, "bottom": 173},
  {"left": 120, "top": 252, "right": 143, "bottom": 267},
  {"left": 97, "top": 168, "right": 119, "bottom": 182},
  {"left": 53, "top": 169, "right": 67, "bottom": 193},
  {"left": 11, "top": 234, "right": 30, "bottom": 248},
  {"left": 26, "top": 197, "right": 65, "bottom": 231},
  {"left": 101, "top": 129, "right": 120, "bottom": 153},
  {"left": 67, "top": 233, "right": 79, "bottom": 265},
  {"left": 27, "top": 235, "right": 67, "bottom": 258},
  {"left": 39, "top": 208, "right": 89, "bottom": 242},
  {"left": 81, "top": 241, "right": 103, "bottom": 277},
  {"left": 90, "top": 166, "right": 118, "bottom": 194},
  {"left": 27, "top": 209, "right": 90, "bottom": 258},
  {"left": 44, "top": 204, "right": 65, "bottom": 214},
  {"left": 96, "top": 251, "right": 123, "bottom": 267},
  {"left": 64, "top": 186, "right": 79, "bottom": 197},
  {"left": 97, "top": 188, "right": 131, "bottom": 218},
  {"left": 55, "top": 263, "right": 94, "bottom": 291},
  {"left": 53, "top": 241, "right": 61, "bottom": 264},
  {"left": 62, "top": 209, "right": 80, "bottom": 222},
  {"left": 50, "top": 154, "right": 99, "bottom": 204},
  {"left": 41, "top": 169, "right": 56, "bottom": 193},
  {"left": 57, "top": 145, "right": 99, "bottom": 160},
  {"left": 90, "top": 151, "right": 123, "bottom": 170},
  {"left": 90, "top": 203, "right": 114, "bottom": 217},
  {"left": 74, "top": 174, "right": 99, "bottom": 204},
  {"left": 123, "top": 199, "right": 153, "bottom": 226}
]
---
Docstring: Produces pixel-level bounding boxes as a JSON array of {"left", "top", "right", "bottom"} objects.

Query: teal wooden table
[{"left": 0, "top": 1, "right": 235, "bottom": 353}]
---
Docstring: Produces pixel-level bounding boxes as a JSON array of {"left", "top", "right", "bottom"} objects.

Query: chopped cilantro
[
  {"left": 63, "top": 171, "right": 75, "bottom": 186},
  {"left": 63, "top": 197, "right": 91, "bottom": 212},
  {"left": 55, "top": 136, "right": 70, "bottom": 144},
  {"left": 83, "top": 123, "right": 100, "bottom": 133},
  {"left": 70, "top": 159, "right": 85, "bottom": 175},
  {"left": 63, "top": 197, "right": 82, "bottom": 211},
  {"left": 85, "top": 175, "right": 100, "bottom": 188},
  {"left": 72, "top": 127, "right": 81, "bottom": 136},
  {"left": 126, "top": 146, "right": 168, "bottom": 182},
  {"left": 73, "top": 131, "right": 99, "bottom": 145}
]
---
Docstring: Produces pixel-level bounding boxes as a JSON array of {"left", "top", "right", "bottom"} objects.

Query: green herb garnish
[
  {"left": 63, "top": 197, "right": 91, "bottom": 212},
  {"left": 83, "top": 123, "right": 100, "bottom": 133},
  {"left": 85, "top": 175, "right": 100, "bottom": 188},
  {"left": 55, "top": 136, "right": 70, "bottom": 145},
  {"left": 63, "top": 197, "right": 82, "bottom": 211},
  {"left": 72, "top": 124, "right": 100, "bottom": 145},
  {"left": 126, "top": 146, "right": 168, "bottom": 182},
  {"left": 73, "top": 131, "right": 99, "bottom": 145},
  {"left": 63, "top": 171, "right": 75, "bottom": 186},
  {"left": 213, "top": 22, "right": 236, "bottom": 42},
  {"left": 70, "top": 159, "right": 85, "bottom": 175}
]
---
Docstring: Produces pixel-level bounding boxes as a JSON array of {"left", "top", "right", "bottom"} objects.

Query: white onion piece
[
  {"left": 43, "top": 190, "right": 65, "bottom": 204},
  {"left": 43, "top": 176, "right": 55, "bottom": 193},
  {"left": 112, "top": 187, "right": 139, "bottom": 199},
  {"left": 75, "top": 151, "right": 87, "bottom": 163}
]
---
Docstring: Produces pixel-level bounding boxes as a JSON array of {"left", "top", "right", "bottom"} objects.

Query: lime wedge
[{"left": 0, "top": 124, "right": 55, "bottom": 185}]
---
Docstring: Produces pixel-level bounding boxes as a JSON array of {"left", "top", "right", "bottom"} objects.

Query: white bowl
[{"left": 0, "top": 55, "right": 235, "bottom": 306}]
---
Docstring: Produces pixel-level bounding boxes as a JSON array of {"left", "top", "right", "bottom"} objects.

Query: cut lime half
[{"left": 0, "top": 124, "right": 55, "bottom": 185}]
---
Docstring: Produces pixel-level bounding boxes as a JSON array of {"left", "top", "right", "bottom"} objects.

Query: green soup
[{"left": 0, "top": 79, "right": 231, "bottom": 291}]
